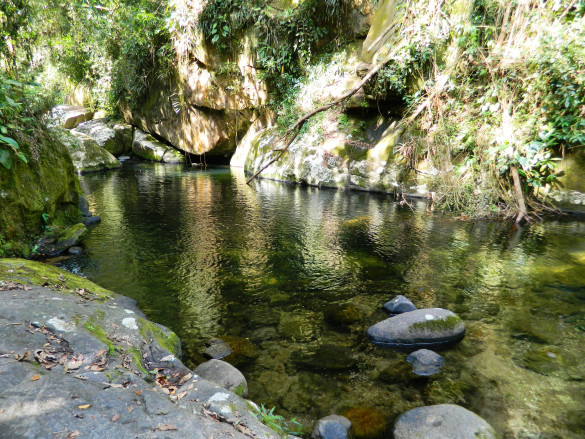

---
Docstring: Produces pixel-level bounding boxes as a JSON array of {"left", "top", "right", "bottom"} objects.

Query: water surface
[{"left": 58, "top": 162, "right": 585, "bottom": 438}]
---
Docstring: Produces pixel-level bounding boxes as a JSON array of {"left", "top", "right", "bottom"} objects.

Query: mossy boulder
[
  {"left": 35, "top": 223, "right": 88, "bottom": 256},
  {"left": 133, "top": 130, "right": 186, "bottom": 164},
  {"left": 74, "top": 119, "right": 133, "bottom": 156},
  {"left": 366, "top": 308, "right": 465, "bottom": 351},
  {"left": 0, "top": 128, "right": 81, "bottom": 257},
  {"left": 50, "top": 126, "right": 121, "bottom": 174}
]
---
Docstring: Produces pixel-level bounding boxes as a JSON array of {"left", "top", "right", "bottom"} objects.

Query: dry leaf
[
  {"left": 90, "top": 365, "right": 106, "bottom": 372},
  {"left": 30, "top": 374, "right": 40, "bottom": 381},
  {"left": 186, "top": 384, "right": 194, "bottom": 391},
  {"left": 67, "top": 431, "right": 80, "bottom": 439},
  {"left": 135, "top": 390, "right": 142, "bottom": 396},
  {"left": 96, "top": 349, "right": 106, "bottom": 356},
  {"left": 128, "top": 405, "right": 134, "bottom": 413},
  {"left": 0, "top": 409, "right": 4, "bottom": 414},
  {"left": 112, "top": 414, "right": 120, "bottom": 422},
  {"left": 160, "top": 355, "right": 175, "bottom": 362},
  {"left": 157, "top": 424, "right": 178, "bottom": 431},
  {"left": 78, "top": 404, "right": 91, "bottom": 409},
  {"left": 179, "top": 373, "right": 193, "bottom": 385},
  {"left": 175, "top": 391, "right": 187, "bottom": 400}
]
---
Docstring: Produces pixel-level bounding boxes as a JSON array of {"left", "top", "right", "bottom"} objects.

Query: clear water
[{"left": 57, "top": 161, "right": 585, "bottom": 439}]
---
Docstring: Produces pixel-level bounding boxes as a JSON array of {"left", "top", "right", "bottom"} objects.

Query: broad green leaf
[
  {"left": 0, "top": 135, "right": 19, "bottom": 149},
  {"left": 0, "top": 149, "right": 11, "bottom": 169}
]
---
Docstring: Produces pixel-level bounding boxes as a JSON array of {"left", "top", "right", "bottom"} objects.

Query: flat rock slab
[
  {"left": 393, "top": 404, "right": 498, "bottom": 439},
  {"left": 0, "top": 258, "right": 278, "bottom": 439},
  {"left": 49, "top": 105, "right": 95, "bottom": 129},
  {"left": 366, "top": 308, "right": 465, "bottom": 351},
  {"left": 74, "top": 119, "right": 133, "bottom": 156}
]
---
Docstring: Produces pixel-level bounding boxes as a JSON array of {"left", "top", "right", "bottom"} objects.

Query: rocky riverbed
[{"left": 0, "top": 258, "right": 280, "bottom": 439}]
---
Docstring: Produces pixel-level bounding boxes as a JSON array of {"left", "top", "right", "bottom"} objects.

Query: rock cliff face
[{"left": 123, "top": 3, "right": 267, "bottom": 160}]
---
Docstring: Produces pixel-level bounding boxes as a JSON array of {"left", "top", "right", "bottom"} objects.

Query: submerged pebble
[{"left": 406, "top": 349, "right": 444, "bottom": 376}]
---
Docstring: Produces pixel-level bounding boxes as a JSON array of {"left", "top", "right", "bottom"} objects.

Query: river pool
[{"left": 56, "top": 161, "right": 585, "bottom": 438}]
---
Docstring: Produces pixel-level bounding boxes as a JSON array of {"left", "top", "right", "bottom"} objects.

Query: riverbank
[{"left": 0, "top": 258, "right": 280, "bottom": 439}]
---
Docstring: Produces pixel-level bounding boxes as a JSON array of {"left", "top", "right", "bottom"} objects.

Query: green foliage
[{"left": 255, "top": 404, "right": 303, "bottom": 437}]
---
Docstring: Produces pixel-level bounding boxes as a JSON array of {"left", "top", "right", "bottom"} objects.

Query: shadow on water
[{"left": 56, "top": 161, "right": 585, "bottom": 438}]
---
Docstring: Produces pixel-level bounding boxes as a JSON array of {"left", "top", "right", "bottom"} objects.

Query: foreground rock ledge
[{"left": 0, "top": 258, "right": 278, "bottom": 439}]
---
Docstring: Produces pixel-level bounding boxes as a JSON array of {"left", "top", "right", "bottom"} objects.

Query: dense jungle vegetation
[{"left": 1, "top": 0, "right": 585, "bottom": 219}]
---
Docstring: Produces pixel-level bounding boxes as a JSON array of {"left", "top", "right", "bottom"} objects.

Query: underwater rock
[
  {"left": 82, "top": 215, "right": 101, "bottom": 226},
  {"left": 406, "top": 349, "right": 444, "bottom": 376},
  {"left": 203, "top": 338, "right": 232, "bottom": 360},
  {"left": 292, "top": 344, "right": 358, "bottom": 372},
  {"left": 220, "top": 335, "right": 259, "bottom": 367},
  {"left": 382, "top": 295, "right": 417, "bottom": 315},
  {"left": 312, "top": 415, "right": 353, "bottom": 439},
  {"left": 325, "top": 303, "right": 365, "bottom": 329},
  {"left": 67, "top": 246, "right": 83, "bottom": 255},
  {"left": 341, "top": 407, "right": 387, "bottom": 439},
  {"left": 278, "top": 311, "right": 323, "bottom": 342},
  {"left": 393, "top": 404, "right": 497, "bottom": 439},
  {"left": 194, "top": 359, "right": 248, "bottom": 397},
  {"left": 366, "top": 308, "right": 465, "bottom": 351}
]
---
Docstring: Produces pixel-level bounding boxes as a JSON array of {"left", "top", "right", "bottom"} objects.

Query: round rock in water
[
  {"left": 366, "top": 308, "right": 465, "bottom": 351},
  {"left": 203, "top": 338, "right": 232, "bottom": 360},
  {"left": 194, "top": 359, "right": 248, "bottom": 397},
  {"left": 67, "top": 246, "right": 83, "bottom": 255},
  {"left": 394, "top": 404, "right": 497, "bottom": 439},
  {"left": 382, "top": 295, "right": 417, "bottom": 315},
  {"left": 406, "top": 349, "right": 444, "bottom": 376},
  {"left": 311, "top": 415, "right": 353, "bottom": 439}
]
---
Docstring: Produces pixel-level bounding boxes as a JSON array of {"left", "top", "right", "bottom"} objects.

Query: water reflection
[{"left": 58, "top": 162, "right": 585, "bottom": 439}]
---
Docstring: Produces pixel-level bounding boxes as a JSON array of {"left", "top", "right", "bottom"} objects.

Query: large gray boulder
[
  {"left": 366, "top": 308, "right": 465, "bottom": 351},
  {"left": 312, "top": 415, "right": 353, "bottom": 439},
  {"left": 133, "top": 130, "right": 185, "bottom": 164},
  {"left": 194, "top": 359, "right": 248, "bottom": 397},
  {"left": 51, "top": 127, "right": 121, "bottom": 174},
  {"left": 393, "top": 404, "right": 497, "bottom": 439},
  {"left": 0, "top": 258, "right": 280, "bottom": 439},
  {"left": 48, "top": 105, "right": 95, "bottom": 129},
  {"left": 74, "top": 119, "right": 133, "bottom": 156}
]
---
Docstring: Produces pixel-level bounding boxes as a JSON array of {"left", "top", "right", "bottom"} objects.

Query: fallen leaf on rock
[
  {"left": 112, "top": 414, "right": 120, "bottom": 422},
  {"left": 186, "top": 384, "right": 194, "bottom": 391},
  {"left": 171, "top": 391, "right": 187, "bottom": 401},
  {"left": 67, "top": 354, "right": 84, "bottom": 370},
  {"left": 235, "top": 424, "right": 256, "bottom": 437},
  {"left": 135, "top": 391, "right": 142, "bottom": 396},
  {"left": 0, "top": 409, "right": 4, "bottom": 413},
  {"left": 157, "top": 424, "right": 178, "bottom": 431},
  {"left": 128, "top": 405, "right": 134, "bottom": 413},
  {"left": 30, "top": 374, "right": 40, "bottom": 381},
  {"left": 96, "top": 349, "right": 106, "bottom": 357},
  {"left": 67, "top": 431, "right": 80, "bottom": 439},
  {"left": 179, "top": 373, "right": 192, "bottom": 385},
  {"left": 59, "top": 354, "right": 68, "bottom": 365},
  {"left": 78, "top": 404, "right": 91, "bottom": 409},
  {"left": 160, "top": 355, "right": 175, "bottom": 362}
]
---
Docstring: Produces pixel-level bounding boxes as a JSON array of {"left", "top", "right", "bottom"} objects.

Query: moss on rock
[
  {"left": 0, "top": 128, "right": 82, "bottom": 256},
  {"left": 138, "top": 318, "right": 181, "bottom": 357},
  {"left": 0, "top": 258, "right": 112, "bottom": 300}
]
